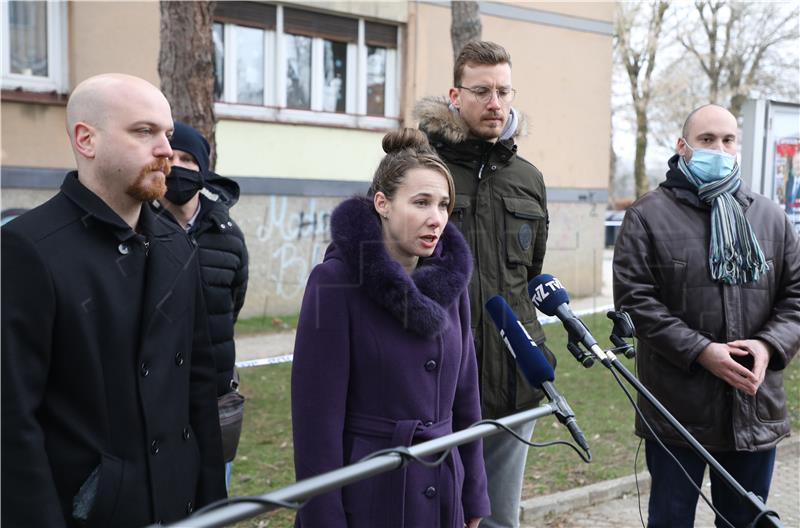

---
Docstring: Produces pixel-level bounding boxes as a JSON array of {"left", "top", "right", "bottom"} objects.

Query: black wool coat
[{"left": 1, "top": 173, "right": 226, "bottom": 528}]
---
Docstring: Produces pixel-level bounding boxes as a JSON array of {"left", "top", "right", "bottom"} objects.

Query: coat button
[
  {"left": 175, "top": 352, "right": 184, "bottom": 366},
  {"left": 151, "top": 439, "right": 160, "bottom": 455},
  {"left": 140, "top": 362, "right": 150, "bottom": 377},
  {"left": 424, "top": 360, "right": 437, "bottom": 371},
  {"left": 186, "top": 501, "right": 194, "bottom": 514},
  {"left": 183, "top": 427, "right": 191, "bottom": 440},
  {"left": 424, "top": 486, "right": 437, "bottom": 498},
  {"left": 490, "top": 164, "right": 497, "bottom": 171},
  {"left": 118, "top": 243, "right": 129, "bottom": 255}
]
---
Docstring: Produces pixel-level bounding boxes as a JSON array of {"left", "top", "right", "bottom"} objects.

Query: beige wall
[
  {"left": 408, "top": 2, "right": 612, "bottom": 191},
  {"left": 69, "top": 1, "right": 161, "bottom": 87},
  {"left": 1, "top": 102, "right": 73, "bottom": 168},
  {"left": 216, "top": 120, "right": 385, "bottom": 180},
  {"left": 544, "top": 202, "right": 606, "bottom": 296}
]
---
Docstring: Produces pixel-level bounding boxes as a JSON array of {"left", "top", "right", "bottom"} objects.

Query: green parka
[{"left": 416, "top": 96, "right": 555, "bottom": 419}]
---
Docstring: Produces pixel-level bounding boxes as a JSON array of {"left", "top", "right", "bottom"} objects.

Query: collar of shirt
[{"left": 186, "top": 201, "right": 202, "bottom": 232}]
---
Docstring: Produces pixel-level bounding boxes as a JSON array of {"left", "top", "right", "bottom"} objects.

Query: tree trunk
[
  {"left": 159, "top": 1, "right": 218, "bottom": 168},
  {"left": 634, "top": 108, "right": 650, "bottom": 198},
  {"left": 451, "top": 1, "right": 482, "bottom": 60},
  {"left": 729, "top": 93, "right": 747, "bottom": 120}
]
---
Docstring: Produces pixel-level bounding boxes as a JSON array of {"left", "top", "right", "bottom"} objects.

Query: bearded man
[{"left": 1, "top": 73, "right": 226, "bottom": 527}]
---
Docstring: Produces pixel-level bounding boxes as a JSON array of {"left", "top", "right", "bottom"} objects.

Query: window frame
[
  {"left": 1, "top": 0, "right": 68, "bottom": 93},
  {"left": 213, "top": 4, "right": 401, "bottom": 130}
]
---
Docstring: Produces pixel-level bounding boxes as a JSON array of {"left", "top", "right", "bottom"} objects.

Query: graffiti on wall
[{"left": 255, "top": 196, "right": 333, "bottom": 300}]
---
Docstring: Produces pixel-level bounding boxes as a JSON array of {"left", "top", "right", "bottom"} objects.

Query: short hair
[
  {"left": 453, "top": 41, "right": 512, "bottom": 87},
  {"left": 369, "top": 128, "right": 455, "bottom": 215},
  {"left": 682, "top": 103, "right": 730, "bottom": 138}
]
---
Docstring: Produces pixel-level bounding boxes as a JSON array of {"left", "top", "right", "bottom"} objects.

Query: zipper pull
[{"left": 143, "top": 240, "right": 150, "bottom": 256}]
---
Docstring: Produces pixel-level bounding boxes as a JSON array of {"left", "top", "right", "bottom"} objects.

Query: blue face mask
[{"left": 683, "top": 139, "right": 737, "bottom": 182}]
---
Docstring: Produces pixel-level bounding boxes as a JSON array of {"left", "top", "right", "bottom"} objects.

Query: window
[
  {"left": 1, "top": 0, "right": 67, "bottom": 93},
  {"left": 236, "top": 25, "right": 265, "bottom": 104},
  {"left": 365, "top": 21, "right": 398, "bottom": 117},
  {"left": 213, "top": 2, "right": 400, "bottom": 128},
  {"left": 285, "top": 33, "right": 311, "bottom": 109}
]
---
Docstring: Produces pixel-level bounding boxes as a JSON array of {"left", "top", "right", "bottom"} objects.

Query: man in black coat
[
  {"left": 1, "top": 73, "right": 227, "bottom": 527},
  {"left": 154, "top": 121, "right": 249, "bottom": 487}
]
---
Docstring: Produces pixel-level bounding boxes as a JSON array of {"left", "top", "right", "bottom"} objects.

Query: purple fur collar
[{"left": 328, "top": 196, "right": 473, "bottom": 337}]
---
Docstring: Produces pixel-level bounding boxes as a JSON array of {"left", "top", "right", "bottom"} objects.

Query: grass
[
  {"left": 524, "top": 313, "right": 643, "bottom": 497},
  {"left": 226, "top": 314, "right": 800, "bottom": 527},
  {"left": 234, "top": 314, "right": 299, "bottom": 336}
]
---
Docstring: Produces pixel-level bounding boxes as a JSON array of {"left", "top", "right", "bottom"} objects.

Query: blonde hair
[{"left": 369, "top": 128, "right": 455, "bottom": 215}]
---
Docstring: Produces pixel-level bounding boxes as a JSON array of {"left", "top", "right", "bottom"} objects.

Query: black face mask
[{"left": 164, "top": 166, "right": 203, "bottom": 205}]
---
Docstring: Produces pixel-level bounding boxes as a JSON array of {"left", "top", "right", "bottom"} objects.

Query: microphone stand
[
  {"left": 154, "top": 404, "right": 562, "bottom": 528},
  {"left": 583, "top": 322, "right": 783, "bottom": 528}
]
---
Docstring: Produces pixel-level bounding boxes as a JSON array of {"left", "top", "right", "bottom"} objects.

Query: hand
[
  {"left": 727, "top": 339, "right": 773, "bottom": 390},
  {"left": 696, "top": 342, "right": 760, "bottom": 396},
  {"left": 465, "top": 519, "right": 481, "bottom": 528}
]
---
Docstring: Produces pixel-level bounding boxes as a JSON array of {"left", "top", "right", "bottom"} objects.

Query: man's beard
[{"left": 126, "top": 159, "right": 170, "bottom": 202}]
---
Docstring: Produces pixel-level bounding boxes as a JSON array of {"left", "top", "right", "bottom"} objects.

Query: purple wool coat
[{"left": 291, "top": 197, "right": 490, "bottom": 527}]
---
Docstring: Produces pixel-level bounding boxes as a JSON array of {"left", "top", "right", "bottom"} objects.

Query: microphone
[
  {"left": 485, "top": 295, "right": 590, "bottom": 453},
  {"left": 528, "top": 274, "right": 609, "bottom": 363}
]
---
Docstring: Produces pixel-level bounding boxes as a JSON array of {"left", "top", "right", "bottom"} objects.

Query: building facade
[{"left": 1, "top": 0, "right": 613, "bottom": 318}]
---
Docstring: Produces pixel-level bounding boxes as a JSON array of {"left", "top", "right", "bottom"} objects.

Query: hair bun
[{"left": 382, "top": 128, "right": 432, "bottom": 154}]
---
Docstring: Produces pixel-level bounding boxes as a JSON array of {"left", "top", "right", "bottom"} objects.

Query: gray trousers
[{"left": 480, "top": 419, "right": 535, "bottom": 528}]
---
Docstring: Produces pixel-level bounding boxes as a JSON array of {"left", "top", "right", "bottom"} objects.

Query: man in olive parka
[{"left": 416, "top": 41, "right": 554, "bottom": 528}]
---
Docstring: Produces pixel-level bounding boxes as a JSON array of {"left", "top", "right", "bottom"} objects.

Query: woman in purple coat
[{"left": 291, "top": 129, "right": 490, "bottom": 527}]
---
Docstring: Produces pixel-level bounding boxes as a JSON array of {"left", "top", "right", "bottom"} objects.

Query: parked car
[{"left": 605, "top": 210, "right": 626, "bottom": 248}]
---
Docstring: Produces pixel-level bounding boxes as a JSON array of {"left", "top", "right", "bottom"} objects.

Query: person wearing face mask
[
  {"left": 613, "top": 104, "right": 800, "bottom": 528},
  {"left": 153, "top": 122, "right": 249, "bottom": 491},
  {"left": 415, "top": 41, "right": 553, "bottom": 528}
]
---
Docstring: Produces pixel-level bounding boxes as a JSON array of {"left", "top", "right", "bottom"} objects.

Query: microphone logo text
[{"left": 531, "top": 277, "right": 564, "bottom": 306}]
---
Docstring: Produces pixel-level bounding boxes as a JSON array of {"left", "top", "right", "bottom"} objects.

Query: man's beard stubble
[{"left": 126, "top": 158, "right": 170, "bottom": 202}]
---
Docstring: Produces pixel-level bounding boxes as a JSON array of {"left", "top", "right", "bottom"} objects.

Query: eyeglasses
[{"left": 457, "top": 85, "right": 517, "bottom": 105}]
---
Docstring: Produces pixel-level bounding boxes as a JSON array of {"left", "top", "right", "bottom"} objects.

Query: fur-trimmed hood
[
  {"left": 327, "top": 196, "right": 473, "bottom": 337},
  {"left": 414, "top": 96, "right": 528, "bottom": 144}
]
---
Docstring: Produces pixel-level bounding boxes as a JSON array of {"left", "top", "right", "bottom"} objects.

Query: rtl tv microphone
[
  {"left": 485, "top": 295, "right": 590, "bottom": 454},
  {"left": 528, "top": 274, "right": 609, "bottom": 363}
]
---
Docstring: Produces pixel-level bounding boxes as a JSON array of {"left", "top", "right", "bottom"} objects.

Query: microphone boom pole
[
  {"left": 602, "top": 349, "right": 783, "bottom": 528},
  {"left": 529, "top": 273, "right": 783, "bottom": 527}
]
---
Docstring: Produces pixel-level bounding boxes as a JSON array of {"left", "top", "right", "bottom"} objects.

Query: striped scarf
[{"left": 677, "top": 156, "right": 769, "bottom": 284}]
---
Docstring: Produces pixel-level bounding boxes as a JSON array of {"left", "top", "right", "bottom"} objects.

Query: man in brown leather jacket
[{"left": 613, "top": 104, "right": 800, "bottom": 528}]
